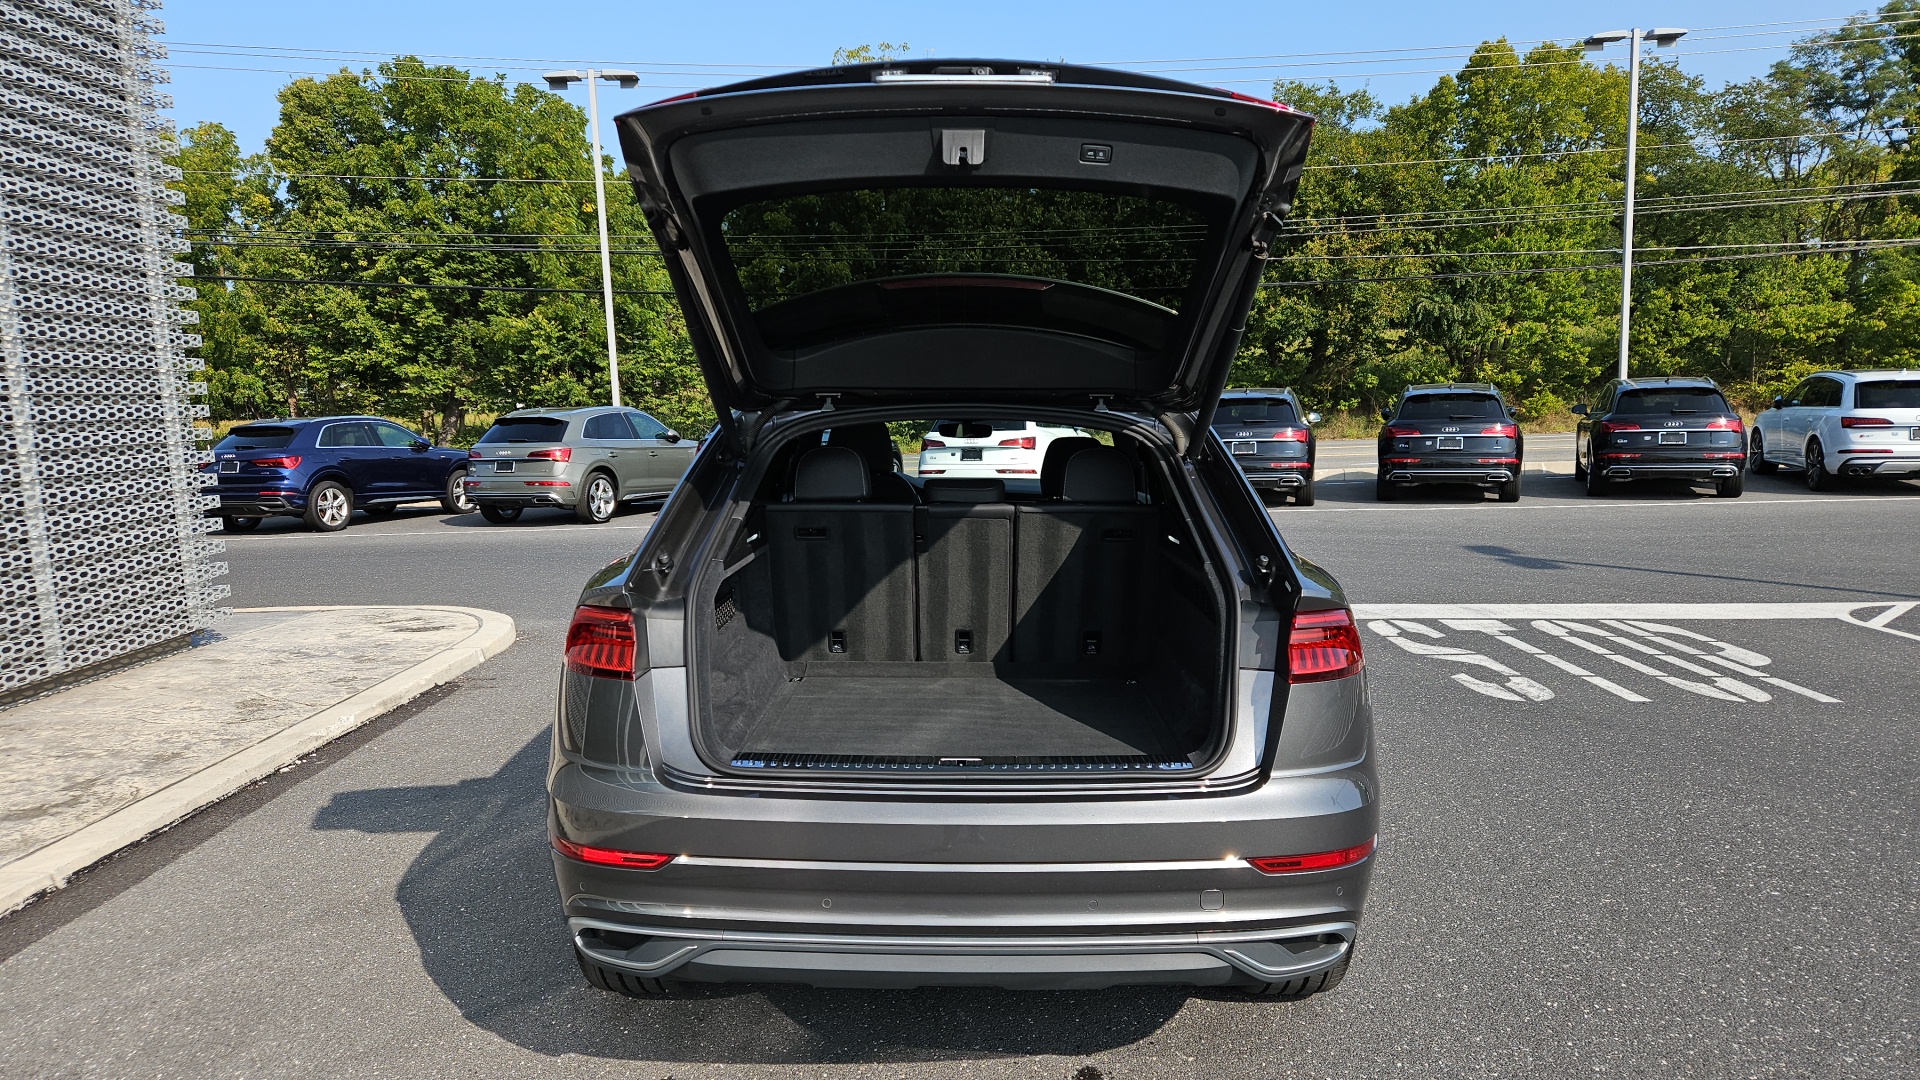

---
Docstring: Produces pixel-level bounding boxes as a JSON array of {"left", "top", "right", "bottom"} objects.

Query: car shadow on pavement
[
  {"left": 1461, "top": 543, "right": 1920, "bottom": 599},
  {"left": 312, "top": 735, "right": 1189, "bottom": 1064}
]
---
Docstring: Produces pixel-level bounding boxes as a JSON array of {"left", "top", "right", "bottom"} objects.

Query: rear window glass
[
  {"left": 1397, "top": 394, "right": 1503, "bottom": 420},
  {"left": 1856, "top": 380, "right": 1920, "bottom": 408},
  {"left": 720, "top": 186, "right": 1211, "bottom": 313},
  {"left": 215, "top": 426, "right": 297, "bottom": 450},
  {"left": 1615, "top": 389, "right": 1730, "bottom": 415},
  {"left": 478, "top": 417, "right": 570, "bottom": 444},
  {"left": 1215, "top": 400, "right": 1299, "bottom": 425}
]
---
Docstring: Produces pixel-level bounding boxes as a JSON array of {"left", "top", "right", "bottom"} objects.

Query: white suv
[
  {"left": 1751, "top": 370, "right": 1920, "bottom": 489},
  {"left": 916, "top": 419, "right": 1096, "bottom": 479}
]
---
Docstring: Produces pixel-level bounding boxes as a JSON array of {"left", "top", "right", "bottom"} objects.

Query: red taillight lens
[
  {"left": 565, "top": 605, "right": 637, "bottom": 680},
  {"left": 1271, "top": 428, "right": 1308, "bottom": 442},
  {"left": 468, "top": 449, "right": 483, "bottom": 459},
  {"left": 1222, "top": 89, "right": 1289, "bottom": 111},
  {"left": 1249, "top": 837, "right": 1375, "bottom": 875},
  {"left": 1480, "top": 423, "right": 1518, "bottom": 437},
  {"left": 1289, "top": 607, "right": 1363, "bottom": 684},
  {"left": 1841, "top": 416, "right": 1893, "bottom": 428},
  {"left": 251, "top": 455, "right": 301, "bottom": 469},
  {"left": 1705, "top": 417, "right": 1743, "bottom": 431},
  {"left": 1598, "top": 422, "right": 1641, "bottom": 436},
  {"left": 551, "top": 837, "right": 673, "bottom": 870},
  {"left": 528, "top": 447, "right": 572, "bottom": 462},
  {"left": 998, "top": 436, "right": 1036, "bottom": 449},
  {"left": 922, "top": 437, "right": 946, "bottom": 448},
  {"left": 1387, "top": 426, "right": 1421, "bottom": 437}
]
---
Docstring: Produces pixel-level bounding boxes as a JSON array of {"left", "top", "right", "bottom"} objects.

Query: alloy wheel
[
  {"left": 316, "top": 486, "right": 350, "bottom": 528},
  {"left": 587, "top": 475, "right": 616, "bottom": 521}
]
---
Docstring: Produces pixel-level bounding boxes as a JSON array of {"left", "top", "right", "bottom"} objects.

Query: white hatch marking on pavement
[{"left": 1353, "top": 603, "right": 1872, "bottom": 704}]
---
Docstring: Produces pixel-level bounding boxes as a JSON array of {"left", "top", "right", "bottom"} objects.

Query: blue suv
[{"left": 206, "top": 417, "right": 473, "bottom": 532}]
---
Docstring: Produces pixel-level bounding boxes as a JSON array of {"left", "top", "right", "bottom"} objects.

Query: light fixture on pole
[
  {"left": 1585, "top": 27, "right": 1685, "bottom": 382},
  {"left": 544, "top": 68, "right": 641, "bottom": 406}
]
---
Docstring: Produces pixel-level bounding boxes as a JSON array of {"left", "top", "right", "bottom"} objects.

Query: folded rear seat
[
  {"left": 765, "top": 446, "right": 916, "bottom": 661},
  {"left": 917, "top": 478, "right": 1014, "bottom": 662},
  {"left": 1013, "top": 447, "right": 1152, "bottom": 667}
]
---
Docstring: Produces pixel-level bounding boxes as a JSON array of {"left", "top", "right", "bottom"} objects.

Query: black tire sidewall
[
  {"left": 576, "top": 472, "right": 616, "bottom": 524},
  {"left": 479, "top": 504, "right": 521, "bottom": 524},
  {"left": 304, "top": 481, "right": 352, "bottom": 531},
  {"left": 442, "top": 469, "right": 475, "bottom": 514}
]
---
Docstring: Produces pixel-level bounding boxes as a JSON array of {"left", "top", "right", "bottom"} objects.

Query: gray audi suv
[{"left": 549, "top": 59, "right": 1377, "bottom": 997}]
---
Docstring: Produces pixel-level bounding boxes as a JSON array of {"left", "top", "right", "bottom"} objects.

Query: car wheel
[
  {"left": 1715, "top": 471, "right": 1745, "bottom": 498},
  {"left": 1749, "top": 431, "right": 1777, "bottom": 474},
  {"left": 364, "top": 502, "right": 397, "bottom": 516},
  {"left": 220, "top": 515, "right": 262, "bottom": 533},
  {"left": 1497, "top": 473, "right": 1521, "bottom": 502},
  {"left": 575, "top": 947, "right": 674, "bottom": 998},
  {"left": 478, "top": 504, "right": 522, "bottom": 524},
  {"left": 304, "top": 481, "right": 353, "bottom": 532},
  {"left": 1803, "top": 439, "right": 1834, "bottom": 491},
  {"left": 576, "top": 471, "right": 617, "bottom": 524},
  {"left": 1573, "top": 450, "right": 1588, "bottom": 481},
  {"left": 441, "top": 469, "right": 476, "bottom": 514},
  {"left": 1294, "top": 476, "right": 1316, "bottom": 506},
  {"left": 1374, "top": 475, "right": 1396, "bottom": 502},
  {"left": 1584, "top": 462, "right": 1610, "bottom": 497},
  {"left": 1241, "top": 949, "right": 1351, "bottom": 1000}
]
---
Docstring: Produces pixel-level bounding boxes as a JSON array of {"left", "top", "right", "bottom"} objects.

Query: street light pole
[
  {"left": 544, "top": 68, "right": 640, "bottom": 406},
  {"left": 1586, "top": 28, "right": 1686, "bottom": 382}
]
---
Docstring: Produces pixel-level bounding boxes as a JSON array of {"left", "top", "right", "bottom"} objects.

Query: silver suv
[
  {"left": 551, "top": 60, "right": 1375, "bottom": 997},
  {"left": 466, "top": 407, "right": 694, "bottom": 524}
]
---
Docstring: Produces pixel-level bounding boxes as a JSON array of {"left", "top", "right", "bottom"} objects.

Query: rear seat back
[
  {"left": 917, "top": 479, "right": 1013, "bottom": 662},
  {"left": 1014, "top": 448, "right": 1152, "bottom": 667},
  {"left": 766, "top": 447, "right": 916, "bottom": 661}
]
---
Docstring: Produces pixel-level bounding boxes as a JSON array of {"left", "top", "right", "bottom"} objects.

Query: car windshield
[
  {"left": 932, "top": 419, "right": 1028, "bottom": 439},
  {"left": 215, "top": 425, "right": 297, "bottom": 451},
  {"left": 1397, "top": 394, "right": 1502, "bottom": 420},
  {"left": 1856, "top": 380, "right": 1920, "bottom": 408},
  {"left": 1215, "top": 400, "right": 1298, "bottom": 425},
  {"left": 1616, "top": 389, "right": 1730, "bottom": 415},
  {"left": 477, "top": 417, "right": 570, "bottom": 444},
  {"left": 719, "top": 185, "right": 1212, "bottom": 314}
]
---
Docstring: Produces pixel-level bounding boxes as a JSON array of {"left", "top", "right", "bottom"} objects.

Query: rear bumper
[
  {"left": 1600, "top": 461, "right": 1740, "bottom": 481},
  {"left": 1381, "top": 466, "right": 1514, "bottom": 485},
  {"left": 570, "top": 914, "right": 1355, "bottom": 990},
  {"left": 1835, "top": 454, "right": 1920, "bottom": 477},
  {"left": 209, "top": 494, "right": 301, "bottom": 516},
  {"left": 1236, "top": 462, "right": 1312, "bottom": 487}
]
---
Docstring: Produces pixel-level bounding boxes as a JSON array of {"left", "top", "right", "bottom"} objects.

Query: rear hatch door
[
  {"left": 614, "top": 61, "right": 1314, "bottom": 428},
  {"left": 1603, "top": 387, "right": 1742, "bottom": 461},
  {"left": 469, "top": 415, "right": 573, "bottom": 489},
  {"left": 1212, "top": 397, "right": 1308, "bottom": 466},
  {"left": 1383, "top": 394, "right": 1517, "bottom": 464}
]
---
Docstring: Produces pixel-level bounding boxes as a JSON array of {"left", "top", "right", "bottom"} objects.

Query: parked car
[
  {"left": 1375, "top": 383, "right": 1523, "bottom": 502},
  {"left": 551, "top": 60, "right": 1375, "bottom": 1000},
  {"left": 465, "top": 407, "right": 694, "bottom": 524},
  {"left": 1750, "top": 370, "right": 1920, "bottom": 490},
  {"left": 916, "top": 419, "right": 1096, "bottom": 480},
  {"left": 1212, "top": 388, "right": 1321, "bottom": 505},
  {"left": 1573, "top": 377, "right": 1745, "bottom": 498},
  {"left": 206, "top": 417, "right": 472, "bottom": 532}
]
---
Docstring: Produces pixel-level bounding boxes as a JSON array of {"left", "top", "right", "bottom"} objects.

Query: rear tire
[
  {"left": 576, "top": 471, "right": 617, "bottom": 524},
  {"left": 1374, "top": 475, "right": 1397, "bottom": 502},
  {"left": 1584, "top": 463, "right": 1610, "bottom": 497},
  {"left": 1241, "top": 950, "right": 1352, "bottom": 1000},
  {"left": 1293, "top": 476, "right": 1315, "bottom": 506},
  {"left": 1804, "top": 440, "right": 1834, "bottom": 491},
  {"left": 304, "top": 481, "right": 353, "bottom": 532},
  {"left": 1715, "top": 471, "right": 1745, "bottom": 498},
  {"left": 220, "top": 515, "right": 261, "bottom": 533},
  {"left": 1497, "top": 473, "right": 1521, "bottom": 502},
  {"left": 1573, "top": 452, "right": 1588, "bottom": 481},
  {"left": 1749, "top": 431, "right": 1778, "bottom": 474},
  {"left": 478, "top": 504, "right": 522, "bottom": 524},
  {"left": 575, "top": 948, "right": 674, "bottom": 998},
  {"left": 441, "top": 469, "right": 475, "bottom": 514}
]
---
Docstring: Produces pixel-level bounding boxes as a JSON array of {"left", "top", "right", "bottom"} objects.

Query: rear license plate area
[
  {"left": 1659, "top": 431, "right": 1687, "bottom": 445},
  {"left": 960, "top": 448, "right": 983, "bottom": 461},
  {"left": 218, "top": 461, "right": 237, "bottom": 474},
  {"left": 1436, "top": 436, "right": 1463, "bottom": 450},
  {"left": 1230, "top": 440, "right": 1258, "bottom": 455},
  {"left": 495, "top": 460, "right": 515, "bottom": 473}
]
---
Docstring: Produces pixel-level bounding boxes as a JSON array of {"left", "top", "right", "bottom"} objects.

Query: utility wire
[
  {"left": 187, "top": 273, "right": 677, "bottom": 295},
  {"left": 1259, "top": 237, "right": 1920, "bottom": 284}
]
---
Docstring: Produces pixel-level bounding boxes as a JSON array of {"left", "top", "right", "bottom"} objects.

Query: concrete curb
[{"left": 0, "top": 604, "right": 516, "bottom": 916}]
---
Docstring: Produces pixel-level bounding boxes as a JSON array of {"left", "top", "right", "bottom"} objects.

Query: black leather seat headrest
[
  {"left": 826, "top": 423, "right": 897, "bottom": 476},
  {"left": 922, "top": 478, "right": 1006, "bottom": 504},
  {"left": 792, "top": 446, "right": 870, "bottom": 501},
  {"left": 1060, "top": 448, "right": 1136, "bottom": 504},
  {"left": 1039, "top": 436, "right": 1102, "bottom": 498}
]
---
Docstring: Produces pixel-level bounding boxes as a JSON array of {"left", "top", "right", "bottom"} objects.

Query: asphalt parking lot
[{"left": 0, "top": 447, "right": 1914, "bottom": 1078}]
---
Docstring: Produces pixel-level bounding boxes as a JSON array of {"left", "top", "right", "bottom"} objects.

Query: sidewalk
[{"left": 0, "top": 605, "right": 515, "bottom": 916}]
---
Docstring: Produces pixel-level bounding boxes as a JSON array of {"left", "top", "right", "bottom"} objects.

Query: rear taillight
[
  {"left": 1272, "top": 428, "right": 1308, "bottom": 442},
  {"left": 251, "top": 455, "right": 301, "bottom": 469},
  {"left": 565, "top": 605, "right": 637, "bottom": 680},
  {"left": 468, "top": 449, "right": 483, "bottom": 459},
  {"left": 551, "top": 837, "right": 673, "bottom": 870},
  {"left": 1705, "top": 417, "right": 1743, "bottom": 431},
  {"left": 1387, "top": 426, "right": 1420, "bottom": 437},
  {"left": 1597, "top": 421, "right": 1641, "bottom": 436},
  {"left": 1480, "top": 423, "right": 1518, "bottom": 437},
  {"left": 1289, "top": 607, "right": 1363, "bottom": 684},
  {"left": 529, "top": 447, "right": 573, "bottom": 462},
  {"left": 1841, "top": 416, "right": 1893, "bottom": 428},
  {"left": 998, "top": 436, "right": 1036, "bottom": 449},
  {"left": 1248, "top": 837, "right": 1375, "bottom": 875},
  {"left": 922, "top": 437, "right": 946, "bottom": 448}
]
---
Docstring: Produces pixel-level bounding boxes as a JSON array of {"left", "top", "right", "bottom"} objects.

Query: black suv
[
  {"left": 1375, "top": 383, "right": 1523, "bottom": 502},
  {"left": 1573, "top": 377, "right": 1745, "bottom": 498},
  {"left": 1212, "top": 388, "right": 1320, "bottom": 505}
]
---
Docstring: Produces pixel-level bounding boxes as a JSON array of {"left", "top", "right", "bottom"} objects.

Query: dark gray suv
[{"left": 550, "top": 60, "right": 1377, "bottom": 997}]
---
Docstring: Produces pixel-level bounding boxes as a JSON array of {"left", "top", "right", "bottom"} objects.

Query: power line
[
  {"left": 189, "top": 273, "right": 677, "bottom": 296},
  {"left": 1258, "top": 236, "right": 1920, "bottom": 284},
  {"left": 1303, "top": 124, "right": 1908, "bottom": 172}
]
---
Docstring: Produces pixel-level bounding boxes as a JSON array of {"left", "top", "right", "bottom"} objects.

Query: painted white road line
[
  {"left": 1439, "top": 619, "right": 1649, "bottom": 702},
  {"left": 1366, "top": 621, "right": 1555, "bottom": 701},
  {"left": 1612, "top": 620, "right": 1840, "bottom": 703},
  {"left": 1864, "top": 602, "right": 1915, "bottom": 628},
  {"left": 1355, "top": 602, "right": 1878, "bottom": 620}
]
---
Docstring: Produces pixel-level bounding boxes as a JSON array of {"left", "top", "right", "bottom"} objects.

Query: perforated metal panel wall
[{"left": 0, "top": 0, "right": 226, "bottom": 694}]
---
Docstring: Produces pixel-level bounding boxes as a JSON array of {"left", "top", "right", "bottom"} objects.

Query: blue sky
[{"left": 161, "top": 1, "right": 1878, "bottom": 151}]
